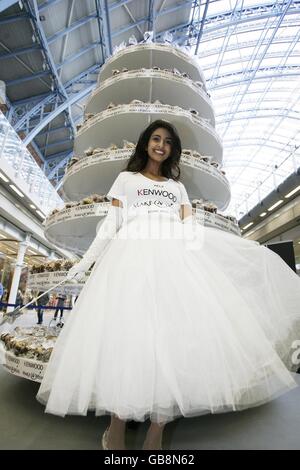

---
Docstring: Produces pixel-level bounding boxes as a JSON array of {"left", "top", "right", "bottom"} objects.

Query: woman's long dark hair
[{"left": 124, "top": 120, "right": 182, "bottom": 181}]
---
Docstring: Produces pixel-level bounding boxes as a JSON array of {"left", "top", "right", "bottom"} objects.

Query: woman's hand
[{"left": 66, "top": 266, "right": 86, "bottom": 282}]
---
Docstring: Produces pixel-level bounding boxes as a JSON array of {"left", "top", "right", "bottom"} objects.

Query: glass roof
[{"left": 190, "top": 0, "right": 300, "bottom": 218}]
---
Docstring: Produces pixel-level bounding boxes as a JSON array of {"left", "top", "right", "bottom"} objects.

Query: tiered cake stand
[{"left": 1, "top": 42, "right": 239, "bottom": 382}]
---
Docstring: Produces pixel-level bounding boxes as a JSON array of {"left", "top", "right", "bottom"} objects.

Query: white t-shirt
[{"left": 107, "top": 171, "right": 191, "bottom": 216}]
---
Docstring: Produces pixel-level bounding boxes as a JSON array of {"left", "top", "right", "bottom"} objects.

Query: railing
[{"left": 0, "top": 111, "right": 63, "bottom": 215}]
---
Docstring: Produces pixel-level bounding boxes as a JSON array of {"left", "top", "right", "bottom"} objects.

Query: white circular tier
[
  {"left": 194, "top": 209, "right": 241, "bottom": 237},
  {"left": 0, "top": 340, "right": 46, "bottom": 382},
  {"left": 44, "top": 202, "right": 109, "bottom": 254},
  {"left": 44, "top": 204, "right": 238, "bottom": 255},
  {"left": 99, "top": 43, "right": 206, "bottom": 86},
  {"left": 27, "top": 271, "right": 89, "bottom": 295},
  {"left": 75, "top": 104, "right": 223, "bottom": 162},
  {"left": 86, "top": 70, "right": 214, "bottom": 126},
  {"left": 62, "top": 150, "right": 230, "bottom": 210},
  {"left": 63, "top": 149, "right": 131, "bottom": 200},
  {"left": 180, "top": 155, "right": 230, "bottom": 210}
]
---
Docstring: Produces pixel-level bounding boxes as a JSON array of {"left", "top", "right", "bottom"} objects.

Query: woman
[{"left": 37, "top": 120, "right": 300, "bottom": 450}]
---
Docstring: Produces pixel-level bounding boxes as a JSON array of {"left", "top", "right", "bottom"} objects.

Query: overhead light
[
  {"left": 36, "top": 208, "right": 45, "bottom": 215},
  {"left": 242, "top": 222, "right": 253, "bottom": 230},
  {"left": 284, "top": 185, "right": 300, "bottom": 198},
  {"left": 36, "top": 210, "right": 45, "bottom": 219},
  {"left": 267, "top": 200, "right": 283, "bottom": 211},
  {"left": 27, "top": 248, "right": 37, "bottom": 255},
  {"left": 9, "top": 185, "right": 24, "bottom": 197},
  {"left": 30, "top": 204, "right": 36, "bottom": 209},
  {"left": 0, "top": 172, "right": 9, "bottom": 182},
  {"left": 259, "top": 212, "right": 267, "bottom": 217}
]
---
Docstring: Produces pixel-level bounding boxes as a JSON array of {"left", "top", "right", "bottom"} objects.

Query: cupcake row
[
  {"left": 49, "top": 194, "right": 109, "bottom": 217},
  {"left": 192, "top": 199, "right": 238, "bottom": 225},
  {"left": 65, "top": 144, "right": 226, "bottom": 176},
  {"left": 30, "top": 259, "right": 76, "bottom": 274},
  {"left": 65, "top": 141, "right": 135, "bottom": 170},
  {"left": 106, "top": 66, "right": 206, "bottom": 92},
  {"left": 1, "top": 326, "right": 59, "bottom": 362},
  {"left": 110, "top": 32, "right": 190, "bottom": 57},
  {"left": 76, "top": 99, "right": 212, "bottom": 133}
]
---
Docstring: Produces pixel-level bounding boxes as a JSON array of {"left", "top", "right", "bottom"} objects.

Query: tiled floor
[
  {"left": 1, "top": 310, "right": 300, "bottom": 450},
  {"left": 0, "top": 364, "right": 299, "bottom": 449}
]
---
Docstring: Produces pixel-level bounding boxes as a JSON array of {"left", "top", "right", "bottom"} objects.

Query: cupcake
[
  {"left": 192, "top": 151, "right": 202, "bottom": 159},
  {"left": 182, "top": 149, "right": 193, "bottom": 157},
  {"left": 82, "top": 197, "right": 93, "bottom": 205},
  {"left": 84, "top": 147, "right": 94, "bottom": 156}
]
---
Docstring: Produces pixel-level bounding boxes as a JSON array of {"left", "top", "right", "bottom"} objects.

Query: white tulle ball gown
[{"left": 37, "top": 209, "right": 300, "bottom": 424}]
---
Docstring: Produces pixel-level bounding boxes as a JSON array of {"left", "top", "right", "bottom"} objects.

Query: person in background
[
  {"left": 0, "top": 281, "right": 3, "bottom": 301},
  {"left": 0, "top": 281, "right": 3, "bottom": 312},
  {"left": 54, "top": 293, "right": 66, "bottom": 324},
  {"left": 2, "top": 289, "right": 8, "bottom": 303},
  {"left": 16, "top": 289, "right": 24, "bottom": 306},
  {"left": 36, "top": 291, "right": 50, "bottom": 325}
]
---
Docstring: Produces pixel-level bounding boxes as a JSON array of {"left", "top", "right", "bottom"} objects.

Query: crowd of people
[{"left": 0, "top": 283, "right": 71, "bottom": 327}]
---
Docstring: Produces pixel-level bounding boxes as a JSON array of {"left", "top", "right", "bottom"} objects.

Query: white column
[{"left": 7, "top": 234, "right": 31, "bottom": 312}]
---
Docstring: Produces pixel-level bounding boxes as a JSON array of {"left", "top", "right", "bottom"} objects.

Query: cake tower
[
  {"left": 46, "top": 40, "right": 239, "bottom": 256},
  {"left": 0, "top": 38, "right": 240, "bottom": 382}
]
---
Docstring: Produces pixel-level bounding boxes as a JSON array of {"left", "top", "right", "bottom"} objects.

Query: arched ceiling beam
[
  {"left": 38, "top": 0, "right": 135, "bottom": 13},
  {"left": 47, "top": 152, "right": 73, "bottom": 180},
  {"left": 13, "top": 63, "right": 100, "bottom": 131},
  {"left": 44, "top": 150, "right": 71, "bottom": 162},
  {"left": 23, "top": 84, "right": 94, "bottom": 145},
  {"left": 40, "top": 138, "right": 72, "bottom": 151},
  {"left": 95, "top": 0, "right": 107, "bottom": 63},
  {"left": 207, "top": 68, "right": 300, "bottom": 90},
  {"left": 216, "top": 108, "right": 300, "bottom": 123},
  {"left": 6, "top": 71, "right": 50, "bottom": 86},
  {"left": 103, "top": 0, "right": 113, "bottom": 56},
  {"left": 110, "top": 0, "right": 194, "bottom": 38},
  {"left": 0, "top": 44, "right": 42, "bottom": 60},
  {"left": 47, "top": 14, "right": 98, "bottom": 44},
  {"left": 194, "top": 0, "right": 209, "bottom": 56},
  {"left": 223, "top": 137, "right": 293, "bottom": 152},
  {"left": 0, "top": 0, "right": 17, "bottom": 12},
  {"left": 25, "top": 0, "right": 76, "bottom": 135},
  {"left": 155, "top": 2, "right": 300, "bottom": 42},
  {"left": 202, "top": 52, "right": 300, "bottom": 72}
]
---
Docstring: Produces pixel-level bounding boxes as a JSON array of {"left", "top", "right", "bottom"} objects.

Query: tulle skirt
[{"left": 37, "top": 212, "right": 300, "bottom": 423}]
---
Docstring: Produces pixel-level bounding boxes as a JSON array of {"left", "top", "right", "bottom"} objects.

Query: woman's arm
[{"left": 66, "top": 202, "right": 123, "bottom": 279}]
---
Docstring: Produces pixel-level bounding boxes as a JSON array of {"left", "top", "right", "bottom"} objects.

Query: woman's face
[{"left": 146, "top": 127, "right": 172, "bottom": 164}]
